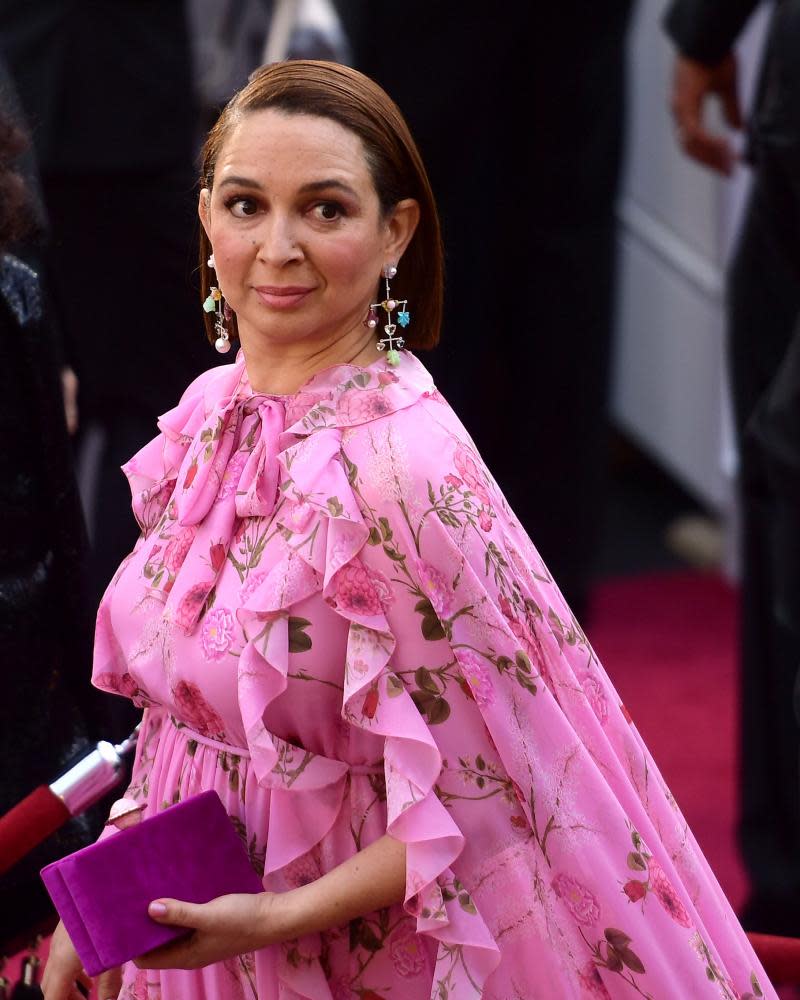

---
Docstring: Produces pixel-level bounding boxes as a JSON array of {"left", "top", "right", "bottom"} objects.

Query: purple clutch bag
[{"left": 40, "top": 790, "right": 263, "bottom": 976}]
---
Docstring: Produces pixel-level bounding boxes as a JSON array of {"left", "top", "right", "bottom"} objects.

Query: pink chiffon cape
[{"left": 92, "top": 349, "right": 774, "bottom": 1000}]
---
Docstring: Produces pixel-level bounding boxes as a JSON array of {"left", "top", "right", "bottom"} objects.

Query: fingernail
[{"left": 149, "top": 901, "right": 168, "bottom": 916}]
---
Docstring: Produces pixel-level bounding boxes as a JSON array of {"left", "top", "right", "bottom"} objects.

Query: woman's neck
[{"left": 238, "top": 325, "right": 382, "bottom": 395}]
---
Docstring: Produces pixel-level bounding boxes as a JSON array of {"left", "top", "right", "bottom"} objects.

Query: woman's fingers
[
  {"left": 41, "top": 920, "right": 86, "bottom": 1000},
  {"left": 96, "top": 965, "right": 123, "bottom": 999}
]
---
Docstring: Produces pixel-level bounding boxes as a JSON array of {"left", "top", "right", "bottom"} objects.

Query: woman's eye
[
  {"left": 313, "top": 202, "right": 343, "bottom": 222},
  {"left": 225, "top": 197, "right": 258, "bottom": 218}
]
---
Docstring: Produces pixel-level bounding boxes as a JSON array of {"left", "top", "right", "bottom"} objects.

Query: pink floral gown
[{"left": 93, "top": 349, "right": 775, "bottom": 1000}]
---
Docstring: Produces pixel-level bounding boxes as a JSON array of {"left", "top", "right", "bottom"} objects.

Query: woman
[{"left": 43, "top": 61, "right": 774, "bottom": 999}]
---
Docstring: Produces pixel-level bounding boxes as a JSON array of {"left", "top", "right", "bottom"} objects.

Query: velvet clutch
[{"left": 40, "top": 790, "right": 263, "bottom": 976}]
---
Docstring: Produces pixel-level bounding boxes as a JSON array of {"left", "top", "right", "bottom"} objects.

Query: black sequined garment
[{"left": 0, "top": 253, "right": 100, "bottom": 951}]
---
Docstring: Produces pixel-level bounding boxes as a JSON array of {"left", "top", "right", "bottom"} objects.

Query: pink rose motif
[
  {"left": 337, "top": 388, "right": 393, "bottom": 424},
  {"left": 478, "top": 508, "right": 493, "bottom": 532},
  {"left": 499, "top": 594, "right": 516, "bottom": 622},
  {"left": 623, "top": 879, "right": 647, "bottom": 903},
  {"left": 329, "top": 977, "right": 356, "bottom": 1000},
  {"left": 209, "top": 541, "right": 226, "bottom": 574},
  {"left": 578, "top": 961, "right": 612, "bottom": 1000},
  {"left": 454, "top": 649, "right": 495, "bottom": 707},
  {"left": 389, "top": 921, "right": 426, "bottom": 978},
  {"left": 282, "top": 851, "right": 320, "bottom": 889},
  {"left": 285, "top": 389, "right": 321, "bottom": 426},
  {"left": 285, "top": 500, "right": 314, "bottom": 533},
  {"left": 405, "top": 869, "right": 427, "bottom": 916},
  {"left": 348, "top": 657, "right": 370, "bottom": 679},
  {"left": 414, "top": 558, "right": 453, "bottom": 618},
  {"left": 583, "top": 674, "right": 609, "bottom": 725},
  {"left": 453, "top": 444, "right": 490, "bottom": 505},
  {"left": 163, "top": 527, "right": 197, "bottom": 573},
  {"left": 648, "top": 859, "right": 691, "bottom": 927},
  {"left": 377, "top": 369, "right": 399, "bottom": 386},
  {"left": 201, "top": 606, "right": 235, "bottom": 661},
  {"left": 333, "top": 560, "right": 393, "bottom": 617},
  {"left": 173, "top": 582, "right": 212, "bottom": 633},
  {"left": 240, "top": 570, "right": 267, "bottom": 605},
  {"left": 127, "top": 969, "right": 149, "bottom": 1000},
  {"left": 171, "top": 680, "right": 225, "bottom": 738},
  {"left": 551, "top": 872, "right": 601, "bottom": 926},
  {"left": 216, "top": 450, "right": 247, "bottom": 502},
  {"left": 444, "top": 474, "right": 463, "bottom": 490},
  {"left": 94, "top": 671, "right": 139, "bottom": 699},
  {"left": 147, "top": 544, "right": 162, "bottom": 562}
]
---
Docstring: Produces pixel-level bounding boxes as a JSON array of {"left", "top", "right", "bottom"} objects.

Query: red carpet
[{"left": 588, "top": 570, "right": 748, "bottom": 912}]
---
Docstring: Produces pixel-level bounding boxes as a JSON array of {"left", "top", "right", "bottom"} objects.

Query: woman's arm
[{"left": 139, "top": 834, "right": 406, "bottom": 970}]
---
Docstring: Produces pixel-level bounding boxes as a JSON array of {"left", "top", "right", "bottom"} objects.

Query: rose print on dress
[
  {"left": 337, "top": 387, "right": 393, "bottom": 424},
  {"left": 454, "top": 648, "right": 495, "bottom": 707},
  {"left": 99, "top": 352, "right": 776, "bottom": 999},
  {"left": 647, "top": 857, "right": 692, "bottom": 928},
  {"left": 330, "top": 560, "right": 393, "bottom": 617},
  {"left": 551, "top": 871, "right": 601, "bottom": 926},
  {"left": 201, "top": 606, "right": 236, "bottom": 660},
  {"left": 171, "top": 680, "right": 225, "bottom": 739},
  {"left": 389, "top": 921, "right": 427, "bottom": 978}
]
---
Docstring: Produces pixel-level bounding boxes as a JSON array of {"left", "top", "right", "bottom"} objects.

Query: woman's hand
[
  {"left": 135, "top": 892, "right": 277, "bottom": 971},
  {"left": 41, "top": 920, "right": 122, "bottom": 1000}
]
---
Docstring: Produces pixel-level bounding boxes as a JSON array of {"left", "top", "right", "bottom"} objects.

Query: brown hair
[{"left": 198, "top": 60, "right": 443, "bottom": 350}]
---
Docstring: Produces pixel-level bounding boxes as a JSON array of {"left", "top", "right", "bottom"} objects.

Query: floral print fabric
[{"left": 95, "top": 350, "right": 774, "bottom": 999}]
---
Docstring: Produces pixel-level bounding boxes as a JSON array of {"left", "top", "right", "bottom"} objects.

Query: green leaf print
[
  {"left": 288, "top": 617, "right": 313, "bottom": 653},
  {"left": 515, "top": 650, "right": 533, "bottom": 673},
  {"left": 751, "top": 971, "right": 763, "bottom": 997},
  {"left": 415, "top": 599, "right": 446, "bottom": 641},
  {"left": 367, "top": 526, "right": 381, "bottom": 545},
  {"left": 378, "top": 516, "right": 393, "bottom": 541},
  {"left": 415, "top": 666, "right": 439, "bottom": 694},
  {"left": 342, "top": 450, "right": 358, "bottom": 485},
  {"left": 457, "top": 891, "right": 477, "bottom": 915},
  {"left": 627, "top": 851, "right": 647, "bottom": 871},
  {"left": 386, "top": 673, "right": 404, "bottom": 697},
  {"left": 427, "top": 697, "right": 451, "bottom": 724},
  {"left": 327, "top": 496, "right": 344, "bottom": 518}
]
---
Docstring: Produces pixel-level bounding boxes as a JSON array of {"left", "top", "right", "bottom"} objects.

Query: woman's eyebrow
[
  {"left": 217, "top": 175, "right": 262, "bottom": 190},
  {"left": 297, "top": 179, "right": 359, "bottom": 198}
]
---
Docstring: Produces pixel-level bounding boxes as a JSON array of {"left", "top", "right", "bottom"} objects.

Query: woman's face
[{"left": 200, "top": 109, "right": 418, "bottom": 353}]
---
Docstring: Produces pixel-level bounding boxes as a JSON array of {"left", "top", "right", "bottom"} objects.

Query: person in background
[
  {"left": 665, "top": 0, "right": 800, "bottom": 936},
  {"left": 0, "top": 0, "right": 216, "bottom": 636},
  {"left": 0, "top": 96, "right": 99, "bottom": 956},
  {"left": 336, "top": 1, "right": 634, "bottom": 619}
]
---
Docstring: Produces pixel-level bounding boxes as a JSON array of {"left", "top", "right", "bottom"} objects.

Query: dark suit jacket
[
  {"left": 665, "top": 0, "right": 800, "bottom": 150},
  {"left": 664, "top": 0, "right": 761, "bottom": 64}
]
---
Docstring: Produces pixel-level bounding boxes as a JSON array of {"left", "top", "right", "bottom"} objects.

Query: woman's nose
[{"left": 255, "top": 215, "right": 303, "bottom": 266}]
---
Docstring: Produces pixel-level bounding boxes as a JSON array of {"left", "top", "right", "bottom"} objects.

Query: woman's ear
[
  {"left": 383, "top": 198, "right": 420, "bottom": 265},
  {"left": 198, "top": 187, "right": 212, "bottom": 236}
]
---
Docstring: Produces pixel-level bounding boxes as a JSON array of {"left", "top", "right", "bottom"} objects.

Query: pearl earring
[{"left": 203, "top": 252, "right": 231, "bottom": 354}]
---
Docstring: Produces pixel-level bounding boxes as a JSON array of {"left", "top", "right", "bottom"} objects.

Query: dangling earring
[
  {"left": 369, "top": 263, "right": 409, "bottom": 367},
  {"left": 203, "top": 253, "right": 232, "bottom": 354}
]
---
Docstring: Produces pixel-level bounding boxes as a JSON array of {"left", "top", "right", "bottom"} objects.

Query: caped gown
[{"left": 93, "top": 350, "right": 774, "bottom": 999}]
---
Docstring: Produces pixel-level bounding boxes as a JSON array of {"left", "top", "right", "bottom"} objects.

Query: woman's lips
[{"left": 254, "top": 285, "right": 315, "bottom": 309}]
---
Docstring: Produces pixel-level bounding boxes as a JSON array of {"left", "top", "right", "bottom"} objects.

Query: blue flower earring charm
[{"left": 368, "top": 263, "right": 409, "bottom": 367}]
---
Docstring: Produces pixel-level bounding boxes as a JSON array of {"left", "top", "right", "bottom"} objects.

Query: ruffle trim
[
  {"left": 239, "top": 423, "right": 500, "bottom": 997},
  {"left": 116, "top": 351, "right": 500, "bottom": 997}
]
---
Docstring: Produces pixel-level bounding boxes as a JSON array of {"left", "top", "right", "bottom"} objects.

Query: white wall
[{"left": 613, "top": 1, "right": 769, "bottom": 518}]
